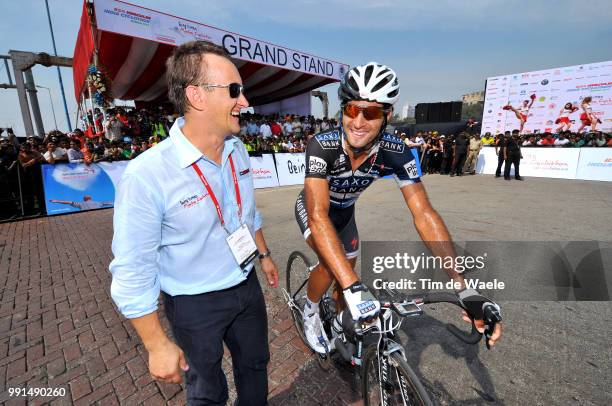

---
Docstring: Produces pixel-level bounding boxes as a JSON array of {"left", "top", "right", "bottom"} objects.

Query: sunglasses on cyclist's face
[
  {"left": 343, "top": 103, "right": 389, "bottom": 121},
  {"left": 197, "top": 82, "right": 245, "bottom": 98}
]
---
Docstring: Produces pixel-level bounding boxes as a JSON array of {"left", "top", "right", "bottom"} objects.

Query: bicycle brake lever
[
  {"left": 483, "top": 304, "right": 502, "bottom": 350},
  {"left": 484, "top": 325, "right": 493, "bottom": 350}
]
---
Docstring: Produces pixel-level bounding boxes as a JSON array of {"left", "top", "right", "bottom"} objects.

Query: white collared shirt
[{"left": 109, "top": 118, "right": 262, "bottom": 318}]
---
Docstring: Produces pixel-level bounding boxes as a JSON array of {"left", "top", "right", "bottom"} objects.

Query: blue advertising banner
[{"left": 42, "top": 162, "right": 129, "bottom": 215}]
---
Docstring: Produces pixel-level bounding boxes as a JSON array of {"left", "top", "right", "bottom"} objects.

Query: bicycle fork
[{"left": 378, "top": 339, "right": 410, "bottom": 406}]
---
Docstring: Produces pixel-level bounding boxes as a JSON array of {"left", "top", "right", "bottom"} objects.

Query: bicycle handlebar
[
  {"left": 379, "top": 289, "right": 500, "bottom": 349},
  {"left": 400, "top": 291, "right": 483, "bottom": 345}
]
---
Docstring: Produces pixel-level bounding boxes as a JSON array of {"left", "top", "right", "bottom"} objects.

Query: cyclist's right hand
[
  {"left": 458, "top": 288, "right": 503, "bottom": 347},
  {"left": 343, "top": 282, "right": 381, "bottom": 322}
]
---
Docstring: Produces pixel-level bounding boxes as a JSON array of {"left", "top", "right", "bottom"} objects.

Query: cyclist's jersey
[{"left": 305, "top": 128, "right": 421, "bottom": 209}]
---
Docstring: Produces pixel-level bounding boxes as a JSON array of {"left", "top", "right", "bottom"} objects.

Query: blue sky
[{"left": 1, "top": 0, "right": 611, "bottom": 134}]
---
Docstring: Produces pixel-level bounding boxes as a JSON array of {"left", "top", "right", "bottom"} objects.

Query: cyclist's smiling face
[{"left": 342, "top": 101, "right": 390, "bottom": 151}]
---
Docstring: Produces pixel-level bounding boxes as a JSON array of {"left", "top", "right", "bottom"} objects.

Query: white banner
[
  {"left": 482, "top": 60, "right": 612, "bottom": 134},
  {"left": 274, "top": 153, "right": 306, "bottom": 186},
  {"left": 94, "top": 0, "right": 348, "bottom": 80},
  {"left": 476, "top": 147, "right": 581, "bottom": 179},
  {"left": 575, "top": 149, "right": 612, "bottom": 182},
  {"left": 475, "top": 148, "right": 500, "bottom": 175},
  {"left": 249, "top": 154, "right": 279, "bottom": 189},
  {"left": 254, "top": 92, "right": 312, "bottom": 117}
]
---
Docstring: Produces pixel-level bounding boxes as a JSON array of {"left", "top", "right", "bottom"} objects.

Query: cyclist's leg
[
  {"left": 295, "top": 190, "right": 333, "bottom": 302},
  {"left": 304, "top": 237, "right": 357, "bottom": 306},
  {"left": 330, "top": 207, "right": 359, "bottom": 312},
  {"left": 307, "top": 203, "right": 359, "bottom": 305},
  {"left": 294, "top": 190, "right": 358, "bottom": 304}
]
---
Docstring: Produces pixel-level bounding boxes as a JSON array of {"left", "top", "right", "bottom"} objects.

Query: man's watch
[{"left": 258, "top": 250, "right": 272, "bottom": 260}]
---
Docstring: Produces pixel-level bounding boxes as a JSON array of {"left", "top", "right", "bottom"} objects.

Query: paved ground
[{"left": 0, "top": 174, "right": 611, "bottom": 405}]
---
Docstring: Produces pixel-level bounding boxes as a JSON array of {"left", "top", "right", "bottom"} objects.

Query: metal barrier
[{"left": 0, "top": 162, "right": 46, "bottom": 221}]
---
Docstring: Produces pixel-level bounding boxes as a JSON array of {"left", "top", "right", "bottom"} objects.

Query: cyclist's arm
[
  {"left": 400, "top": 183, "right": 465, "bottom": 288},
  {"left": 304, "top": 177, "right": 358, "bottom": 289}
]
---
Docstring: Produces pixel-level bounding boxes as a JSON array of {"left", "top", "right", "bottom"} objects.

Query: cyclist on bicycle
[{"left": 295, "top": 62, "right": 503, "bottom": 354}]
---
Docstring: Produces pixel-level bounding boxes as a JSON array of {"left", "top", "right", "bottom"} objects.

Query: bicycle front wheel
[
  {"left": 286, "top": 251, "right": 313, "bottom": 346},
  {"left": 362, "top": 345, "right": 433, "bottom": 406}
]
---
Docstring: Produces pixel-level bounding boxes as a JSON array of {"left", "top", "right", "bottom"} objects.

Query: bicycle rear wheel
[
  {"left": 362, "top": 345, "right": 433, "bottom": 406},
  {"left": 286, "top": 251, "right": 313, "bottom": 345}
]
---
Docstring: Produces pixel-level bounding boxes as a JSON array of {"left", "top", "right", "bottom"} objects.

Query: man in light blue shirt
[{"left": 109, "top": 41, "right": 278, "bottom": 406}]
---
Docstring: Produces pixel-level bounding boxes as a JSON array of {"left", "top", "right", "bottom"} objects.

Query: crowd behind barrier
[
  {"left": 0, "top": 106, "right": 335, "bottom": 219},
  {"left": 1, "top": 105, "right": 611, "bottom": 220},
  {"left": 393, "top": 129, "right": 612, "bottom": 176}
]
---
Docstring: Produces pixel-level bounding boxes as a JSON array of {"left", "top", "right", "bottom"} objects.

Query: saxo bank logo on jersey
[
  {"left": 308, "top": 156, "right": 327, "bottom": 175},
  {"left": 315, "top": 132, "right": 340, "bottom": 149}
]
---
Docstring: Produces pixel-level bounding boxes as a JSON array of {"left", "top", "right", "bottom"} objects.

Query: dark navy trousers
[{"left": 163, "top": 271, "right": 269, "bottom": 405}]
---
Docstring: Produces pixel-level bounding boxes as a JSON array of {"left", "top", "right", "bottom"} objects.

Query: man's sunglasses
[
  {"left": 343, "top": 104, "right": 389, "bottom": 120},
  {"left": 197, "top": 83, "right": 245, "bottom": 98}
]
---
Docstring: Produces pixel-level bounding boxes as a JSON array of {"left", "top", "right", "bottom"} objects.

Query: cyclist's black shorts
[{"left": 294, "top": 189, "right": 359, "bottom": 259}]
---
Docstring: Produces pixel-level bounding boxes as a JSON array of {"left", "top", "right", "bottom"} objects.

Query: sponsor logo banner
[
  {"left": 575, "top": 149, "right": 612, "bottom": 181},
  {"left": 249, "top": 154, "right": 280, "bottom": 188},
  {"left": 476, "top": 148, "right": 580, "bottom": 179},
  {"left": 42, "top": 162, "right": 125, "bottom": 215},
  {"left": 94, "top": 0, "right": 347, "bottom": 79},
  {"left": 275, "top": 153, "right": 307, "bottom": 186},
  {"left": 482, "top": 59, "right": 612, "bottom": 134}
]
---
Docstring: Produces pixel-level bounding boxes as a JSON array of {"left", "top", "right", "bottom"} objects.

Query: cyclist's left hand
[
  {"left": 259, "top": 257, "right": 279, "bottom": 288},
  {"left": 461, "top": 311, "right": 503, "bottom": 347}
]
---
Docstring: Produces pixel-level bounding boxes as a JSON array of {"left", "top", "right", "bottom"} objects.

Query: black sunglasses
[{"left": 197, "top": 82, "right": 245, "bottom": 98}]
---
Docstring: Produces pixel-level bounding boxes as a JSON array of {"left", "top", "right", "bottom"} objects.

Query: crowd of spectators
[
  {"left": 394, "top": 129, "right": 612, "bottom": 176},
  {"left": 1, "top": 103, "right": 611, "bottom": 217},
  {"left": 0, "top": 106, "right": 336, "bottom": 217},
  {"left": 238, "top": 115, "right": 337, "bottom": 153}
]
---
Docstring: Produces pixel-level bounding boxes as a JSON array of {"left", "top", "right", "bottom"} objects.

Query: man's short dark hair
[{"left": 166, "top": 41, "right": 231, "bottom": 115}]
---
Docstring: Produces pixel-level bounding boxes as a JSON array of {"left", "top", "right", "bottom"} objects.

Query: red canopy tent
[{"left": 73, "top": 0, "right": 348, "bottom": 109}]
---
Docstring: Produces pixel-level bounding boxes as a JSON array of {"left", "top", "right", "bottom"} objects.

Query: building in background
[
  {"left": 462, "top": 91, "right": 485, "bottom": 105},
  {"left": 401, "top": 104, "right": 415, "bottom": 119}
]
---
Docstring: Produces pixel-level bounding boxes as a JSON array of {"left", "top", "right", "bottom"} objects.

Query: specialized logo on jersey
[
  {"left": 333, "top": 154, "right": 347, "bottom": 168},
  {"left": 404, "top": 160, "right": 419, "bottom": 179},
  {"left": 379, "top": 133, "right": 405, "bottom": 153},
  {"left": 315, "top": 132, "right": 340, "bottom": 149},
  {"left": 308, "top": 156, "right": 327, "bottom": 175}
]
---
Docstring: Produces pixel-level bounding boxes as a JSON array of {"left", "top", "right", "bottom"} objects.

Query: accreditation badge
[{"left": 226, "top": 224, "right": 258, "bottom": 270}]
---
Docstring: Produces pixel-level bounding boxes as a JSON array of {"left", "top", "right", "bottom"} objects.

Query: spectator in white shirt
[
  {"left": 522, "top": 136, "right": 535, "bottom": 147},
  {"left": 554, "top": 133, "right": 570, "bottom": 147},
  {"left": 321, "top": 118, "right": 330, "bottom": 131},
  {"left": 414, "top": 131, "right": 425, "bottom": 145},
  {"left": 104, "top": 115, "right": 124, "bottom": 142},
  {"left": 43, "top": 141, "right": 68, "bottom": 164},
  {"left": 67, "top": 140, "right": 85, "bottom": 163},
  {"left": 403, "top": 134, "right": 421, "bottom": 148},
  {"left": 282, "top": 120, "right": 293, "bottom": 136},
  {"left": 259, "top": 121, "right": 272, "bottom": 139}
]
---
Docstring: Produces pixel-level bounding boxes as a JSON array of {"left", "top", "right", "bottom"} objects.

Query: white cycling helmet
[{"left": 338, "top": 62, "right": 400, "bottom": 106}]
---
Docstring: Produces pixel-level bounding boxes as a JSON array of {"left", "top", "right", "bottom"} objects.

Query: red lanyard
[{"left": 191, "top": 154, "right": 242, "bottom": 232}]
